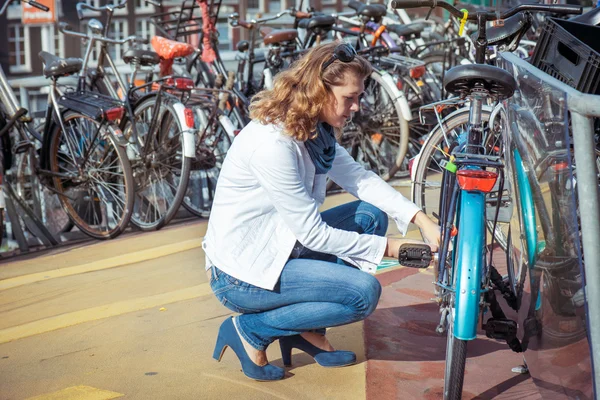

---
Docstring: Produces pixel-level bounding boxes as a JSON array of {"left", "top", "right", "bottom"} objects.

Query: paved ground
[{"left": 0, "top": 184, "right": 541, "bottom": 399}]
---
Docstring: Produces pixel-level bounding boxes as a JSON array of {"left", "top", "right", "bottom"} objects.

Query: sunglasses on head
[{"left": 321, "top": 43, "right": 357, "bottom": 73}]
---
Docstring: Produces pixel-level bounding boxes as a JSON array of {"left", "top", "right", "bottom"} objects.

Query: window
[
  {"left": 108, "top": 20, "right": 128, "bottom": 64},
  {"left": 41, "top": 25, "right": 65, "bottom": 59},
  {"left": 216, "top": 19, "right": 231, "bottom": 51},
  {"left": 135, "top": 0, "right": 155, "bottom": 13},
  {"left": 7, "top": 0, "right": 21, "bottom": 19},
  {"left": 136, "top": 19, "right": 155, "bottom": 42},
  {"left": 26, "top": 88, "right": 50, "bottom": 115},
  {"left": 109, "top": 0, "right": 128, "bottom": 15},
  {"left": 269, "top": 0, "right": 281, "bottom": 13},
  {"left": 8, "top": 25, "right": 31, "bottom": 73}
]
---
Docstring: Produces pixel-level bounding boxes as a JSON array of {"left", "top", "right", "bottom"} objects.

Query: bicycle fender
[
  {"left": 374, "top": 70, "right": 413, "bottom": 121},
  {"left": 171, "top": 102, "right": 196, "bottom": 158},
  {"left": 454, "top": 191, "right": 486, "bottom": 341},
  {"left": 513, "top": 149, "right": 537, "bottom": 267}
]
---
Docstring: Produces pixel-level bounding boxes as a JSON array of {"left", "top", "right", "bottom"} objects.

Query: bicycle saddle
[
  {"left": 259, "top": 28, "right": 298, "bottom": 45},
  {"left": 151, "top": 36, "right": 194, "bottom": 60},
  {"left": 38, "top": 51, "right": 83, "bottom": 78},
  {"left": 471, "top": 13, "right": 532, "bottom": 51},
  {"left": 123, "top": 49, "right": 160, "bottom": 66},
  {"left": 444, "top": 64, "right": 517, "bottom": 100},
  {"left": 348, "top": 1, "right": 386, "bottom": 20},
  {"left": 297, "top": 15, "right": 335, "bottom": 30},
  {"left": 386, "top": 22, "right": 428, "bottom": 38}
]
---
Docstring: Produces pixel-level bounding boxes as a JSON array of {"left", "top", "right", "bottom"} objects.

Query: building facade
[{"left": 0, "top": 0, "right": 362, "bottom": 112}]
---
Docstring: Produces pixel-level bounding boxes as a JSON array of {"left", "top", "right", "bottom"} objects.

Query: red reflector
[
  {"left": 183, "top": 108, "right": 195, "bottom": 128},
  {"left": 174, "top": 77, "right": 194, "bottom": 90},
  {"left": 551, "top": 162, "right": 569, "bottom": 172},
  {"left": 410, "top": 65, "right": 426, "bottom": 79},
  {"left": 105, "top": 106, "right": 124, "bottom": 121},
  {"left": 396, "top": 79, "right": 403, "bottom": 90},
  {"left": 408, "top": 157, "right": 415, "bottom": 177},
  {"left": 456, "top": 170, "right": 498, "bottom": 193},
  {"left": 233, "top": 129, "right": 241, "bottom": 137}
]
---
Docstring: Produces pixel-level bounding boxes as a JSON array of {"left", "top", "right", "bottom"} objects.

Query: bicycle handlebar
[
  {"left": 25, "top": 0, "right": 49, "bottom": 11},
  {"left": 58, "top": 21, "right": 143, "bottom": 45},
  {"left": 389, "top": 0, "right": 581, "bottom": 20},
  {"left": 230, "top": 7, "right": 311, "bottom": 29},
  {"left": 76, "top": 0, "right": 127, "bottom": 20},
  {"left": 0, "top": 0, "right": 49, "bottom": 16}
]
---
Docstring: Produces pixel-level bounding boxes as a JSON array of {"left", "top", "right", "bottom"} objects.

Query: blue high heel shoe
[
  {"left": 213, "top": 317, "right": 285, "bottom": 381},
  {"left": 279, "top": 335, "right": 356, "bottom": 367}
]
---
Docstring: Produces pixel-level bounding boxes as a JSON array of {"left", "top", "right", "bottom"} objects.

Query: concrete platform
[{"left": 0, "top": 186, "right": 541, "bottom": 399}]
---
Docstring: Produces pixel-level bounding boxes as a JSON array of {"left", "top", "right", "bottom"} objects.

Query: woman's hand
[{"left": 411, "top": 211, "right": 441, "bottom": 251}]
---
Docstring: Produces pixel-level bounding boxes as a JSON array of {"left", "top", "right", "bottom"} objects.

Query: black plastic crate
[{"left": 531, "top": 17, "right": 600, "bottom": 95}]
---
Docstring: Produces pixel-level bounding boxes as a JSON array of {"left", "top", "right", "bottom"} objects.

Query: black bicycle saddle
[
  {"left": 444, "top": 64, "right": 517, "bottom": 100},
  {"left": 38, "top": 51, "right": 83, "bottom": 78}
]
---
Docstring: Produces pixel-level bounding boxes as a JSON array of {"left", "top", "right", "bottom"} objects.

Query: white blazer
[{"left": 202, "top": 121, "right": 421, "bottom": 290}]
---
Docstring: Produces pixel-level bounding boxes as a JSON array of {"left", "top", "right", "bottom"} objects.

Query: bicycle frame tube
[
  {"left": 454, "top": 190, "right": 486, "bottom": 340},
  {"left": 0, "top": 66, "right": 21, "bottom": 116}
]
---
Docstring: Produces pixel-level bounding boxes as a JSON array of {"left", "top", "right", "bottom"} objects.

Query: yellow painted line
[
  {"left": 0, "top": 238, "right": 203, "bottom": 291},
  {"left": 0, "top": 283, "right": 211, "bottom": 344},
  {"left": 26, "top": 386, "right": 123, "bottom": 400}
]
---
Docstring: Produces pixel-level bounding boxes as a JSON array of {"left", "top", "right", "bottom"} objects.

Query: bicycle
[
  {"left": 61, "top": 0, "right": 197, "bottom": 231},
  {"left": 390, "top": 1, "right": 581, "bottom": 398},
  {"left": 0, "top": 2, "right": 135, "bottom": 242}
]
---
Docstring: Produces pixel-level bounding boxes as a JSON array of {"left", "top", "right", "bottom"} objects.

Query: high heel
[
  {"left": 279, "top": 335, "right": 356, "bottom": 368},
  {"left": 213, "top": 317, "right": 285, "bottom": 381}
]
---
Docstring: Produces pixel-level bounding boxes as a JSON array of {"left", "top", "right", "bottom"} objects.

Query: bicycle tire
[
  {"left": 350, "top": 71, "right": 409, "bottom": 181},
  {"left": 15, "top": 150, "right": 73, "bottom": 237},
  {"left": 49, "top": 111, "right": 134, "bottom": 239},
  {"left": 181, "top": 104, "right": 232, "bottom": 217},
  {"left": 444, "top": 310, "right": 468, "bottom": 400},
  {"left": 123, "top": 95, "right": 192, "bottom": 231}
]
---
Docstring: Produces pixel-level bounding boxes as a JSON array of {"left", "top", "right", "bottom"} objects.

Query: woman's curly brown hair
[{"left": 249, "top": 41, "right": 372, "bottom": 141}]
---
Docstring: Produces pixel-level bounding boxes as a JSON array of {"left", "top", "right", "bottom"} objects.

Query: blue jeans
[{"left": 208, "top": 200, "right": 388, "bottom": 351}]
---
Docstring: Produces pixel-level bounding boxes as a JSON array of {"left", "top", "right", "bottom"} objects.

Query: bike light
[
  {"left": 105, "top": 106, "right": 124, "bottom": 121},
  {"left": 183, "top": 108, "right": 195, "bottom": 128},
  {"left": 456, "top": 170, "right": 498, "bottom": 193},
  {"left": 174, "top": 77, "right": 194, "bottom": 90},
  {"left": 410, "top": 65, "right": 426, "bottom": 79}
]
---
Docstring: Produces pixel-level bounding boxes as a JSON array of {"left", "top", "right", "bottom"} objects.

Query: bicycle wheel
[
  {"left": 123, "top": 95, "right": 192, "bottom": 231},
  {"left": 182, "top": 104, "right": 232, "bottom": 217},
  {"left": 48, "top": 111, "right": 134, "bottom": 239},
  {"left": 411, "top": 107, "right": 510, "bottom": 249},
  {"left": 350, "top": 71, "right": 410, "bottom": 180},
  {"left": 15, "top": 150, "right": 73, "bottom": 237}
]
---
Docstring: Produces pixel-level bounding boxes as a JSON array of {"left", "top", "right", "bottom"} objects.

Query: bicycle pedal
[
  {"left": 484, "top": 318, "right": 518, "bottom": 340},
  {"left": 398, "top": 243, "right": 432, "bottom": 268}
]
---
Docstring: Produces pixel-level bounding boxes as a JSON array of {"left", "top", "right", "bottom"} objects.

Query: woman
[{"left": 204, "top": 42, "right": 440, "bottom": 381}]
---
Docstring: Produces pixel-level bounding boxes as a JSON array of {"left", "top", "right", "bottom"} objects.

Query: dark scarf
[{"left": 304, "top": 122, "right": 336, "bottom": 175}]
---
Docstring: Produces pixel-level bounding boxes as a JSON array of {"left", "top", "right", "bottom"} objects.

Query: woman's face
[{"left": 319, "top": 71, "right": 364, "bottom": 128}]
